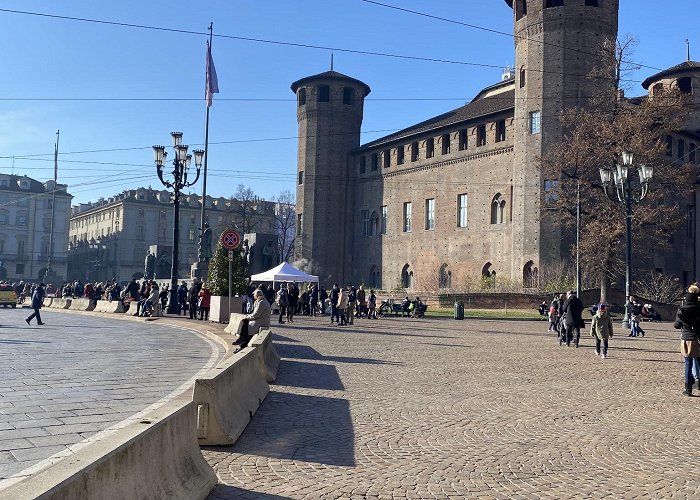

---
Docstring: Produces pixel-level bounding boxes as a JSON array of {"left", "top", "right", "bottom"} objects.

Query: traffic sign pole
[{"left": 228, "top": 250, "right": 233, "bottom": 317}]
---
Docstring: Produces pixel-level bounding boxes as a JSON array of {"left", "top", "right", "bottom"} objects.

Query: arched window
[
  {"left": 523, "top": 261, "right": 539, "bottom": 288},
  {"left": 678, "top": 139, "right": 686, "bottom": 161},
  {"left": 482, "top": 262, "right": 496, "bottom": 288},
  {"left": 318, "top": 85, "right": 330, "bottom": 103},
  {"left": 677, "top": 77, "right": 692, "bottom": 95},
  {"left": 491, "top": 193, "right": 506, "bottom": 224},
  {"left": 370, "top": 211, "right": 379, "bottom": 236},
  {"left": 519, "top": 66, "right": 526, "bottom": 88},
  {"left": 439, "top": 264, "right": 452, "bottom": 290},
  {"left": 401, "top": 264, "right": 413, "bottom": 289},
  {"left": 298, "top": 88, "right": 306, "bottom": 106},
  {"left": 652, "top": 83, "right": 663, "bottom": 97}
]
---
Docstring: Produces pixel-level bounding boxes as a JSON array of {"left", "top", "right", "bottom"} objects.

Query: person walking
[
  {"left": 356, "top": 286, "right": 366, "bottom": 318},
  {"left": 187, "top": 279, "right": 200, "bottom": 320},
  {"left": 563, "top": 290, "right": 585, "bottom": 348},
  {"left": 286, "top": 283, "right": 297, "bottom": 323},
  {"left": 336, "top": 286, "right": 348, "bottom": 326},
  {"left": 177, "top": 281, "right": 188, "bottom": 315},
  {"left": 347, "top": 286, "right": 356, "bottom": 325},
  {"left": 25, "top": 283, "right": 46, "bottom": 326},
  {"left": 590, "top": 303, "right": 613, "bottom": 359},
  {"left": 310, "top": 285, "right": 319, "bottom": 317},
  {"left": 368, "top": 289, "right": 377, "bottom": 319},
  {"left": 276, "top": 284, "right": 289, "bottom": 324},
  {"left": 673, "top": 284, "right": 700, "bottom": 396}
]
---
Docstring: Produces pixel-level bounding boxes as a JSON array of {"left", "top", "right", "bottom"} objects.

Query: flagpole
[
  {"left": 45, "top": 130, "right": 59, "bottom": 282},
  {"left": 198, "top": 22, "right": 214, "bottom": 277}
]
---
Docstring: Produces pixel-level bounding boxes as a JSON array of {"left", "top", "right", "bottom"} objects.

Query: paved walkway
[
  {"left": 205, "top": 315, "right": 700, "bottom": 499},
  {"left": 0, "top": 308, "right": 223, "bottom": 487}
]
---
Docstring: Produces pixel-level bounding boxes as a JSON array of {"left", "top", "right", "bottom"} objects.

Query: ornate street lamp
[
  {"left": 153, "top": 133, "right": 204, "bottom": 314},
  {"left": 599, "top": 151, "right": 654, "bottom": 328}
]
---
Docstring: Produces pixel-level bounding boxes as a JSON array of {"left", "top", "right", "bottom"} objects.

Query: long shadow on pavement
[
  {"left": 208, "top": 484, "right": 290, "bottom": 499},
  {"left": 276, "top": 343, "right": 402, "bottom": 366},
  {"left": 205, "top": 392, "right": 355, "bottom": 467},
  {"left": 274, "top": 360, "right": 345, "bottom": 391}
]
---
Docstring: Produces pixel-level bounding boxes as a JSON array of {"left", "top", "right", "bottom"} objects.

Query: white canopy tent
[{"left": 250, "top": 262, "right": 319, "bottom": 284}]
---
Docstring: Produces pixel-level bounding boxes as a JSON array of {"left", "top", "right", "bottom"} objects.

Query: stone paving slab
[
  {"left": 0, "top": 308, "right": 223, "bottom": 486},
  {"left": 204, "top": 315, "right": 700, "bottom": 499}
]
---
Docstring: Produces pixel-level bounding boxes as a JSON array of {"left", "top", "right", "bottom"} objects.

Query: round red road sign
[{"left": 220, "top": 229, "right": 241, "bottom": 250}]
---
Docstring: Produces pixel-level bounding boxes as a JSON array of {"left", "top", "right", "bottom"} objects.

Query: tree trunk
[{"left": 600, "top": 274, "right": 610, "bottom": 304}]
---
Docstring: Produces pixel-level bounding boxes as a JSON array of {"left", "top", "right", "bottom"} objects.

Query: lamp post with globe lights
[
  {"left": 152, "top": 132, "right": 204, "bottom": 314},
  {"left": 599, "top": 151, "right": 654, "bottom": 329}
]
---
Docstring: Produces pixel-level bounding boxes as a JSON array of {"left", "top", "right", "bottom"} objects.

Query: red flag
[{"left": 205, "top": 41, "right": 219, "bottom": 107}]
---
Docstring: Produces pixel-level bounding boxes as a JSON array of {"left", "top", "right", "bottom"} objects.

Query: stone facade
[
  {"left": 294, "top": 0, "right": 700, "bottom": 290},
  {"left": 68, "top": 187, "right": 278, "bottom": 282},
  {"left": 0, "top": 174, "right": 72, "bottom": 282}
]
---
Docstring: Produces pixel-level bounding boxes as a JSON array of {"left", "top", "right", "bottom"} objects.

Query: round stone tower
[
  {"left": 290, "top": 70, "right": 371, "bottom": 283},
  {"left": 506, "top": 0, "right": 619, "bottom": 280}
]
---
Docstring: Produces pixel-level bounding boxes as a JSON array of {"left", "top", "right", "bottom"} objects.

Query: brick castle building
[{"left": 293, "top": 0, "right": 700, "bottom": 289}]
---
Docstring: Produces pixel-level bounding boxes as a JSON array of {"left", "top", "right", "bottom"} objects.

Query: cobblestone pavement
[
  {"left": 0, "top": 307, "right": 223, "bottom": 486},
  {"left": 204, "top": 315, "right": 700, "bottom": 499}
]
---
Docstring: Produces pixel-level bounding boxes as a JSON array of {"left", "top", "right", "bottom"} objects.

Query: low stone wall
[{"left": 249, "top": 330, "right": 281, "bottom": 383}]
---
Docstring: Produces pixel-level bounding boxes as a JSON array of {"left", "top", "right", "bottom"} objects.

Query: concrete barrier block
[
  {"left": 192, "top": 346, "right": 269, "bottom": 446},
  {"left": 1, "top": 396, "right": 216, "bottom": 500},
  {"left": 43, "top": 298, "right": 53, "bottom": 308},
  {"left": 94, "top": 300, "right": 125, "bottom": 314},
  {"left": 249, "top": 330, "right": 281, "bottom": 383},
  {"left": 69, "top": 298, "right": 95, "bottom": 312},
  {"left": 49, "top": 298, "right": 71, "bottom": 309},
  {"left": 224, "top": 313, "right": 247, "bottom": 337}
]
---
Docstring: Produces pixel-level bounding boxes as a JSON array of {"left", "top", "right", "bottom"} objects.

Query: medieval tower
[
  {"left": 291, "top": 71, "right": 371, "bottom": 283},
  {"left": 508, "top": 0, "right": 619, "bottom": 274}
]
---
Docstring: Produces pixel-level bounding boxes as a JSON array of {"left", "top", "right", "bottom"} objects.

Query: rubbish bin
[{"left": 454, "top": 301, "right": 464, "bottom": 320}]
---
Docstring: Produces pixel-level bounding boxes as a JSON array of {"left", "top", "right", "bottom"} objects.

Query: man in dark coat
[
  {"left": 330, "top": 284, "right": 340, "bottom": 323},
  {"left": 26, "top": 283, "right": 46, "bottom": 326},
  {"left": 562, "top": 290, "right": 585, "bottom": 348},
  {"left": 674, "top": 284, "right": 700, "bottom": 396}
]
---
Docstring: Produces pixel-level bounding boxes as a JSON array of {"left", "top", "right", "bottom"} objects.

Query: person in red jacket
[{"left": 198, "top": 283, "right": 212, "bottom": 321}]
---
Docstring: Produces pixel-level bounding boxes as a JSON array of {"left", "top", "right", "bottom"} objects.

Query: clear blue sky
[{"left": 0, "top": 0, "right": 696, "bottom": 205}]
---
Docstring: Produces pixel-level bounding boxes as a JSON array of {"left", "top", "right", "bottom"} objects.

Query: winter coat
[
  {"left": 590, "top": 310, "right": 614, "bottom": 340},
  {"left": 198, "top": 288, "right": 211, "bottom": 308},
  {"left": 330, "top": 288, "right": 339, "bottom": 306},
  {"left": 337, "top": 289, "right": 348, "bottom": 310},
  {"left": 276, "top": 288, "right": 289, "bottom": 307},
  {"left": 31, "top": 287, "right": 45, "bottom": 309},
  {"left": 246, "top": 298, "right": 271, "bottom": 334},
  {"left": 563, "top": 296, "right": 585, "bottom": 328},
  {"left": 357, "top": 289, "right": 366, "bottom": 305},
  {"left": 674, "top": 297, "right": 700, "bottom": 357},
  {"left": 177, "top": 285, "right": 188, "bottom": 302}
]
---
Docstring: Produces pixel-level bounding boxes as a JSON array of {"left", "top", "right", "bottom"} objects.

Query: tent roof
[{"left": 250, "top": 262, "right": 319, "bottom": 283}]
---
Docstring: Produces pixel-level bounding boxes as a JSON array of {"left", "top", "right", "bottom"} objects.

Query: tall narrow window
[
  {"left": 491, "top": 194, "right": 506, "bottom": 225},
  {"left": 496, "top": 119, "right": 506, "bottom": 142},
  {"left": 370, "top": 212, "right": 379, "bottom": 236},
  {"left": 343, "top": 87, "right": 355, "bottom": 105},
  {"left": 297, "top": 214, "right": 303, "bottom": 233},
  {"left": 360, "top": 156, "right": 366, "bottom": 174},
  {"left": 298, "top": 88, "right": 306, "bottom": 106},
  {"left": 362, "top": 209, "right": 370, "bottom": 236},
  {"left": 371, "top": 153, "right": 378, "bottom": 171},
  {"left": 17, "top": 239, "right": 26, "bottom": 257},
  {"left": 690, "top": 143, "right": 697, "bottom": 164},
  {"left": 425, "top": 199, "right": 435, "bottom": 230},
  {"left": 441, "top": 134, "right": 451, "bottom": 155},
  {"left": 383, "top": 150, "right": 391, "bottom": 168},
  {"left": 666, "top": 135, "right": 674, "bottom": 157},
  {"left": 477, "top": 125, "right": 486, "bottom": 147},
  {"left": 458, "top": 129, "right": 468, "bottom": 151},
  {"left": 516, "top": 0, "right": 527, "bottom": 20},
  {"left": 298, "top": 171, "right": 304, "bottom": 185},
  {"left": 411, "top": 142, "right": 419, "bottom": 162},
  {"left": 397, "top": 146, "right": 404, "bottom": 165},
  {"left": 519, "top": 66, "right": 526, "bottom": 88},
  {"left": 426, "top": 138, "right": 435, "bottom": 158},
  {"left": 318, "top": 85, "right": 330, "bottom": 102},
  {"left": 380, "top": 206, "right": 387, "bottom": 234},
  {"left": 529, "top": 111, "right": 541, "bottom": 134},
  {"left": 678, "top": 140, "right": 686, "bottom": 161},
  {"left": 403, "top": 202, "right": 412, "bottom": 233},
  {"left": 677, "top": 78, "right": 692, "bottom": 95},
  {"left": 457, "top": 194, "right": 468, "bottom": 228}
]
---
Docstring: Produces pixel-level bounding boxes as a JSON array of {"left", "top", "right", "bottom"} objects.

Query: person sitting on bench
[
  {"left": 234, "top": 289, "right": 271, "bottom": 353},
  {"left": 401, "top": 296, "right": 411, "bottom": 317}
]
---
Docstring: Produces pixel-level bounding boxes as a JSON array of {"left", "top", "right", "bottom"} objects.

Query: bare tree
[
  {"left": 634, "top": 271, "right": 684, "bottom": 305},
  {"left": 230, "top": 184, "right": 260, "bottom": 236},
  {"left": 273, "top": 189, "right": 296, "bottom": 263},
  {"left": 541, "top": 38, "right": 691, "bottom": 303}
]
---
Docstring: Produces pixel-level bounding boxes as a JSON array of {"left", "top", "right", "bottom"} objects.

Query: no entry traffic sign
[{"left": 220, "top": 229, "right": 241, "bottom": 250}]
